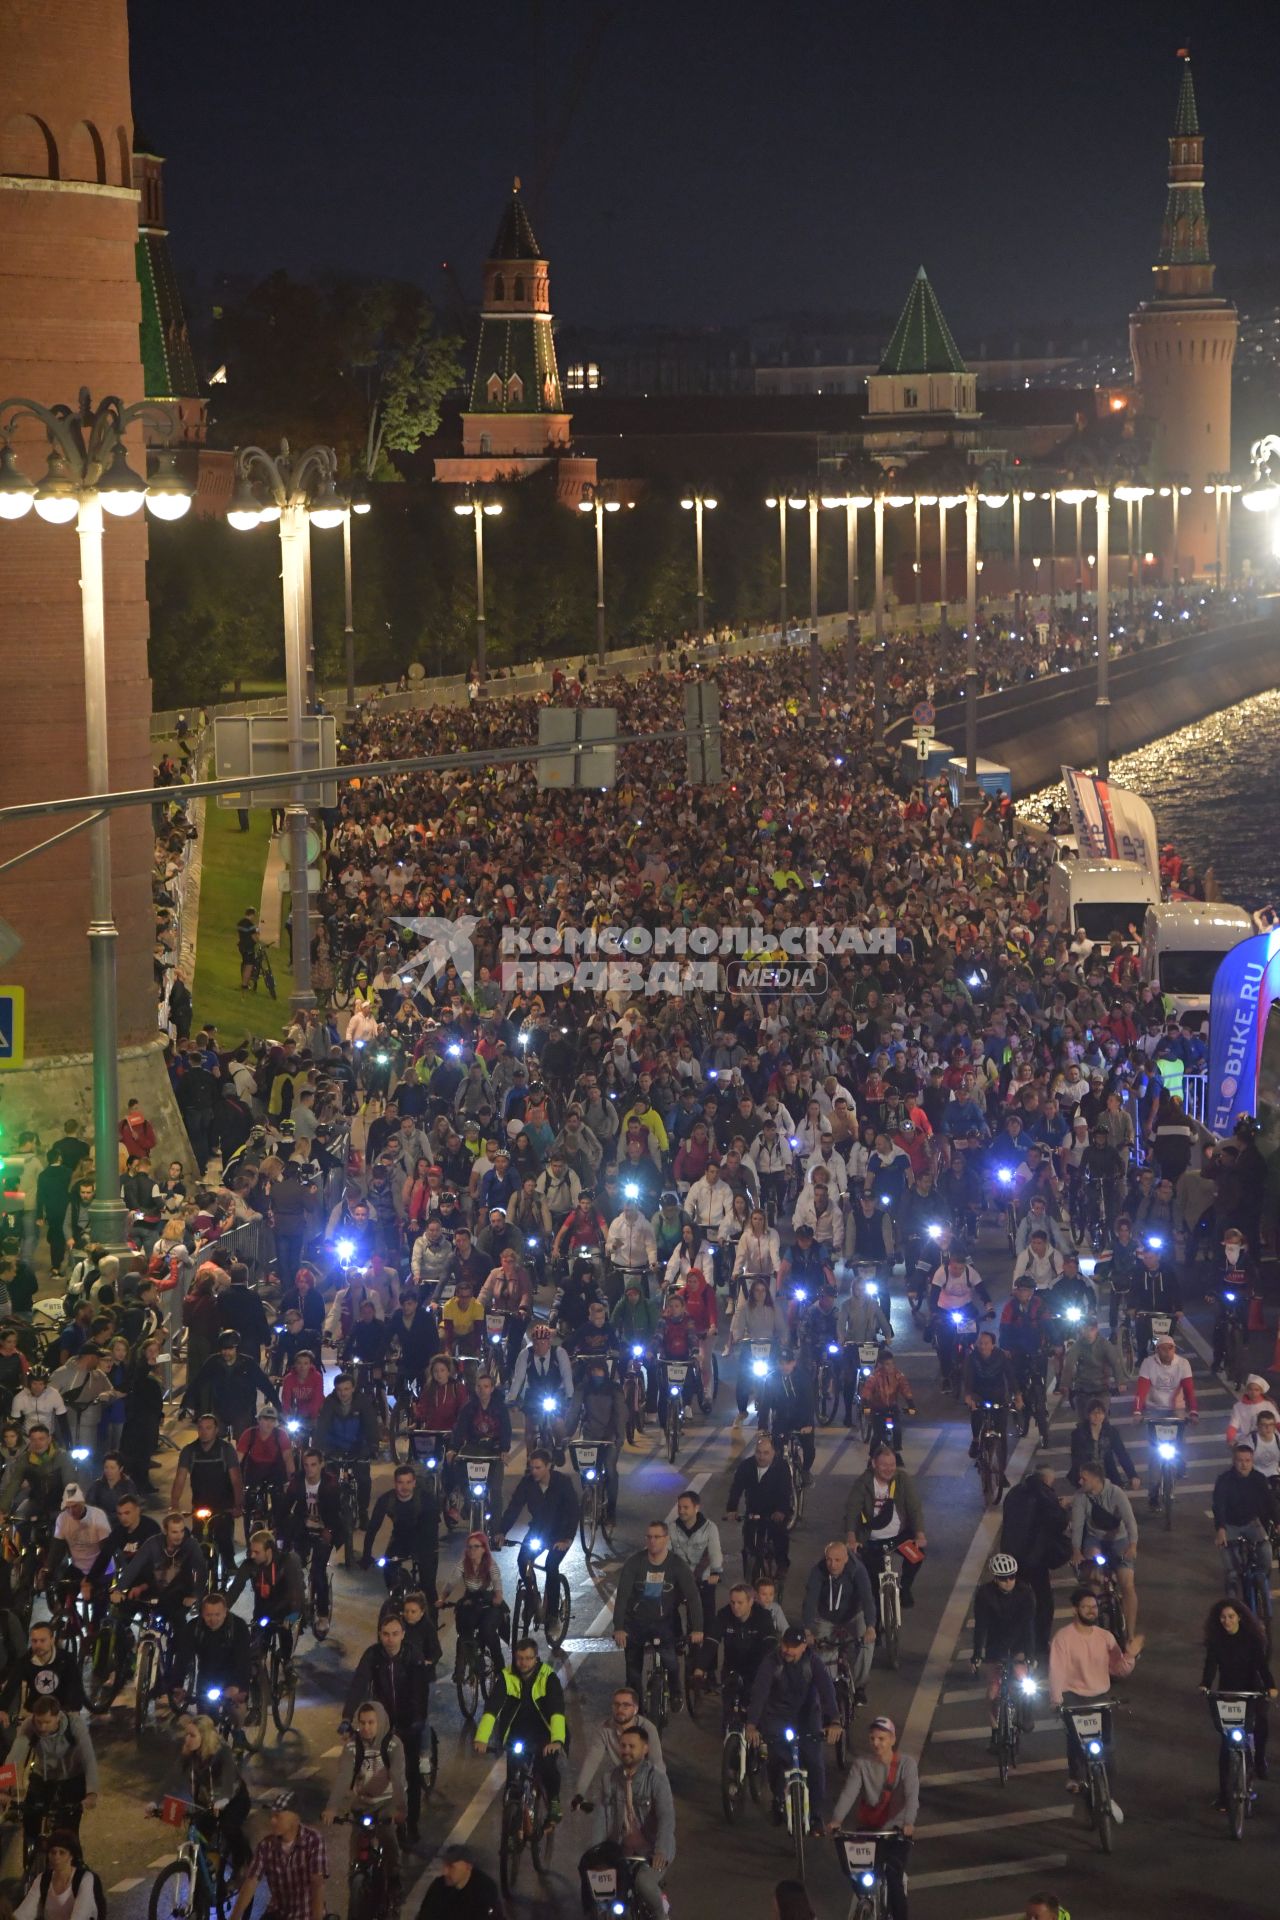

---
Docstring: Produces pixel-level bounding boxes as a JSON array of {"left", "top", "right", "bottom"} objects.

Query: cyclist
[
  {"left": 169, "top": 1413, "right": 243, "bottom": 1580},
  {"left": 1010, "top": 1227, "right": 1063, "bottom": 1294},
  {"left": 962, "top": 1331, "right": 1021, "bottom": 1483},
  {"left": 493, "top": 1447, "right": 578, "bottom": 1627},
  {"left": 228, "top": 1796, "right": 328, "bottom": 1920},
  {"left": 184, "top": 1329, "right": 279, "bottom": 1440},
  {"left": 779, "top": 1223, "right": 838, "bottom": 1312},
  {"left": 279, "top": 1448, "right": 342, "bottom": 1636},
  {"left": 1213, "top": 1442, "right": 1275, "bottom": 1598},
  {"left": 1134, "top": 1332, "right": 1198, "bottom": 1509},
  {"left": 844, "top": 1445, "right": 926, "bottom": 1618},
  {"left": 572, "top": 1685, "right": 666, "bottom": 1802},
  {"left": 474, "top": 1635, "right": 567, "bottom": 1822},
  {"left": 971, "top": 1553, "right": 1037, "bottom": 1735},
  {"left": 797, "top": 1280, "right": 840, "bottom": 1366},
  {"left": 235, "top": 1406, "right": 294, "bottom": 1536},
  {"left": 565, "top": 1299, "right": 620, "bottom": 1379},
  {"left": 800, "top": 1540, "right": 875, "bottom": 1700},
  {"left": 1069, "top": 1462, "right": 1139, "bottom": 1640},
  {"left": 175, "top": 1589, "right": 253, "bottom": 1724},
  {"left": 858, "top": 1349, "right": 918, "bottom": 1454},
  {"left": 580, "top": 1724, "right": 674, "bottom": 1920},
  {"left": 1077, "top": 1127, "right": 1124, "bottom": 1236},
  {"left": 447, "top": 1371, "right": 513, "bottom": 1522},
  {"left": 362, "top": 1463, "right": 440, "bottom": 1597},
  {"left": 164, "top": 1711, "right": 253, "bottom": 1873},
  {"left": 747, "top": 1626, "right": 840, "bottom": 1836},
  {"left": 1200, "top": 1599, "right": 1275, "bottom": 1806},
  {"left": 1096, "top": 1214, "right": 1141, "bottom": 1338},
  {"left": 342, "top": 1612, "right": 431, "bottom": 1845},
  {"left": 507, "top": 1323, "right": 574, "bottom": 1448},
  {"left": 929, "top": 1251, "right": 992, "bottom": 1390},
  {"left": 725, "top": 1430, "right": 795, "bottom": 1591},
  {"left": 1013, "top": 1195, "right": 1069, "bottom": 1257},
  {"left": 227, "top": 1530, "right": 305, "bottom": 1666},
  {"left": 323, "top": 1700, "right": 408, "bottom": 1897},
  {"left": 611, "top": 1274, "right": 660, "bottom": 1346},
  {"left": 1057, "top": 1316, "right": 1127, "bottom": 1412},
  {"left": 438, "top": 1533, "right": 507, "bottom": 1680},
  {"left": 1207, "top": 1228, "right": 1261, "bottom": 1373},
  {"left": 314, "top": 1374, "right": 380, "bottom": 1531},
  {"left": 440, "top": 1275, "right": 486, "bottom": 1361},
  {"left": 84, "top": 1487, "right": 159, "bottom": 1630},
  {"left": 612, "top": 1519, "right": 704, "bottom": 1707},
  {"left": 0, "top": 1694, "right": 99, "bottom": 1849},
  {"left": 654, "top": 1288, "right": 702, "bottom": 1422},
  {"left": 705, "top": 1582, "right": 777, "bottom": 1714},
  {"left": 828, "top": 1717, "right": 917, "bottom": 1920},
  {"left": 1, "top": 1619, "right": 86, "bottom": 1721},
  {"left": 1048, "top": 1586, "right": 1142, "bottom": 1823},
  {"left": 561, "top": 1355, "right": 626, "bottom": 1525},
  {"left": 1068, "top": 1399, "right": 1139, "bottom": 1492},
  {"left": 1130, "top": 1241, "right": 1182, "bottom": 1357},
  {"left": 112, "top": 1510, "right": 206, "bottom": 1673},
  {"left": 45, "top": 1482, "right": 110, "bottom": 1604},
  {"left": 999, "top": 1273, "right": 1052, "bottom": 1397},
  {"left": 478, "top": 1248, "right": 533, "bottom": 1376},
  {"left": 280, "top": 1347, "right": 325, "bottom": 1439},
  {"left": 0, "top": 1420, "right": 74, "bottom": 1523}
]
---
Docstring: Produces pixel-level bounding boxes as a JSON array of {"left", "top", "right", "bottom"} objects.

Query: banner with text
[
  {"left": 1206, "top": 927, "right": 1280, "bottom": 1135},
  {"left": 1061, "top": 767, "right": 1160, "bottom": 879}
]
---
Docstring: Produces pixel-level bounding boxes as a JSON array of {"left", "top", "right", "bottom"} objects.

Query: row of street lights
[{"left": 0, "top": 391, "right": 194, "bottom": 1246}]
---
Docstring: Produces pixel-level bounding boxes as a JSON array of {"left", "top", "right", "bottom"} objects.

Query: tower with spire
[
  {"left": 865, "top": 267, "right": 978, "bottom": 428},
  {"left": 436, "top": 177, "right": 596, "bottom": 498},
  {"left": 1129, "top": 51, "right": 1237, "bottom": 579}
]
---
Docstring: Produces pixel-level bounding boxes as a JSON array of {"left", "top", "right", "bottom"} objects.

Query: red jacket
[
  {"left": 281, "top": 1369, "right": 325, "bottom": 1421},
  {"left": 413, "top": 1379, "right": 470, "bottom": 1431}
]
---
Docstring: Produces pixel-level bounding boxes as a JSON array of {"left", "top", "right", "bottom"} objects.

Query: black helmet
[{"left": 217, "top": 1328, "right": 241, "bottom": 1349}]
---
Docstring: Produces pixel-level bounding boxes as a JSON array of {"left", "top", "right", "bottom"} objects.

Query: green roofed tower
[
  {"left": 133, "top": 145, "right": 206, "bottom": 445},
  {"left": 866, "top": 267, "right": 976, "bottom": 422},
  {"left": 461, "top": 177, "right": 572, "bottom": 461}
]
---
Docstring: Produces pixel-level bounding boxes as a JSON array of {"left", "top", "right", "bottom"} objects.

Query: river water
[{"left": 1021, "top": 687, "right": 1280, "bottom": 913}]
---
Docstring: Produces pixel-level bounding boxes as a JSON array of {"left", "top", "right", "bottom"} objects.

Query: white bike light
[
  {"left": 753, "top": 1359, "right": 769, "bottom": 1378},
  {"left": 670, "top": 1385, "right": 680, "bottom": 1397},
  {"left": 794, "top": 1287, "right": 807, "bottom": 1302},
  {"left": 828, "top": 1343, "right": 840, "bottom": 1355},
  {"left": 1231, "top": 1728, "right": 1244, "bottom": 1744},
  {"left": 1088, "top": 1739, "right": 1102, "bottom": 1756},
  {"left": 632, "top": 1344, "right": 644, "bottom": 1357},
  {"left": 861, "top": 1873, "right": 876, "bottom": 1889},
  {"left": 951, "top": 1311, "right": 963, "bottom": 1325},
  {"left": 1158, "top": 1442, "right": 1177, "bottom": 1461},
  {"left": 926, "top": 1223, "right": 942, "bottom": 1239},
  {"left": 864, "top": 1282, "right": 879, "bottom": 1298},
  {"left": 543, "top": 1396, "right": 557, "bottom": 1411},
  {"left": 1066, "top": 1307, "right": 1082, "bottom": 1323},
  {"left": 1020, "top": 1677, "right": 1038, "bottom": 1696},
  {"left": 206, "top": 1686, "right": 222, "bottom": 1701},
  {"left": 337, "top": 1238, "right": 355, "bottom": 1262},
  {"left": 528, "top": 1538, "right": 542, "bottom": 1552},
  {"left": 997, "top": 1167, "right": 1013, "bottom": 1187}
]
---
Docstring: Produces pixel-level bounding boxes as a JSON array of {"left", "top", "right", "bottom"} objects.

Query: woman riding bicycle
[
  {"left": 164, "top": 1712, "right": 252, "bottom": 1872},
  {"left": 438, "top": 1532, "right": 508, "bottom": 1677}
]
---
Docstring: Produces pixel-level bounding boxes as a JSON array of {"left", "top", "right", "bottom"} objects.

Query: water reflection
[{"left": 1020, "top": 689, "right": 1280, "bottom": 911}]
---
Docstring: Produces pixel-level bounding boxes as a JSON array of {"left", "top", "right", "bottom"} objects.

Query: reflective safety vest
[{"left": 476, "top": 1662, "right": 566, "bottom": 1747}]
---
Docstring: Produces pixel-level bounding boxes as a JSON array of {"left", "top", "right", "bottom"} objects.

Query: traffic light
[{"left": 684, "top": 683, "right": 722, "bottom": 785}]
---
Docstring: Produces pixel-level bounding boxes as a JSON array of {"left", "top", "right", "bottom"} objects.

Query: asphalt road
[{"left": 7, "top": 1229, "right": 1277, "bottom": 1920}]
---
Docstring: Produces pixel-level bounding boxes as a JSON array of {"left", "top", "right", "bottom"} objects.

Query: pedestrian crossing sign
[{"left": 0, "top": 988, "right": 24, "bottom": 1069}]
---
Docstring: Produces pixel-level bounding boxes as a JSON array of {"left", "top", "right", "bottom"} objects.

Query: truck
[
  {"left": 1045, "top": 857, "right": 1161, "bottom": 948},
  {"left": 1139, "top": 901, "right": 1255, "bottom": 1032}
]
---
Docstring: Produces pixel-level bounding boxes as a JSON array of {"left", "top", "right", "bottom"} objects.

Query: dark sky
[{"left": 128, "top": 0, "right": 1278, "bottom": 340}]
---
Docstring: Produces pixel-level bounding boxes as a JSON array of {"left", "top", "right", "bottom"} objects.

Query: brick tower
[
  {"left": 0, "top": 2, "right": 180, "bottom": 1147},
  {"left": 1129, "top": 52, "right": 1237, "bottom": 580}
]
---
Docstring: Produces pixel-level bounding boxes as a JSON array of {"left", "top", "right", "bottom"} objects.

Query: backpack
[{"left": 38, "top": 1864, "right": 107, "bottom": 1920}]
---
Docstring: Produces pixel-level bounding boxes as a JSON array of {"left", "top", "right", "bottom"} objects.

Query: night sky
[{"left": 128, "top": 0, "right": 1278, "bottom": 338}]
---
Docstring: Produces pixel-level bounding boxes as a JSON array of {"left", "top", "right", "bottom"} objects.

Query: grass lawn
[{"left": 191, "top": 804, "right": 294, "bottom": 1044}]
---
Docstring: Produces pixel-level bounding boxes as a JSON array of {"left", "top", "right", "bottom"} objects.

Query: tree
[{"left": 359, "top": 304, "right": 464, "bottom": 481}]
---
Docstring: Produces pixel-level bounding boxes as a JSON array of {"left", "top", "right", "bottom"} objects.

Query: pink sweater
[{"left": 1048, "top": 1620, "right": 1135, "bottom": 1705}]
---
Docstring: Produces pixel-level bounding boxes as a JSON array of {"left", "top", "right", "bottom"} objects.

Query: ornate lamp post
[
  {"left": 579, "top": 483, "right": 626, "bottom": 667},
  {"left": 0, "top": 388, "right": 191, "bottom": 1245},
  {"left": 679, "top": 490, "right": 717, "bottom": 636},
  {"left": 228, "top": 441, "right": 346, "bottom": 1013},
  {"left": 763, "top": 491, "right": 790, "bottom": 638},
  {"left": 342, "top": 476, "right": 372, "bottom": 715},
  {"left": 454, "top": 485, "right": 503, "bottom": 677},
  {"left": 821, "top": 488, "right": 872, "bottom": 679}
]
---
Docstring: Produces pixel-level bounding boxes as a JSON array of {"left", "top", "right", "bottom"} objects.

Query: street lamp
[
  {"left": 0, "top": 388, "right": 192, "bottom": 1247},
  {"left": 679, "top": 490, "right": 717, "bottom": 636},
  {"left": 1057, "top": 487, "right": 1095, "bottom": 613},
  {"left": 578, "top": 483, "right": 625, "bottom": 667},
  {"left": 1157, "top": 479, "right": 1192, "bottom": 587},
  {"left": 763, "top": 492, "right": 790, "bottom": 638},
  {"left": 1114, "top": 483, "right": 1152, "bottom": 612},
  {"left": 1204, "top": 473, "right": 1241, "bottom": 588},
  {"left": 454, "top": 485, "right": 503, "bottom": 678},
  {"left": 784, "top": 488, "right": 823, "bottom": 705},
  {"left": 957, "top": 464, "right": 1009, "bottom": 807},
  {"left": 936, "top": 492, "right": 963, "bottom": 625},
  {"left": 1041, "top": 490, "right": 1059, "bottom": 602},
  {"left": 228, "top": 440, "right": 346, "bottom": 1014},
  {"left": 822, "top": 490, "right": 872, "bottom": 680},
  {"left": 341, "top": 475, "right": 372, "bottom": 716},
  {"left": 913, "top": 493, "right": 938, "bottom": 624}
]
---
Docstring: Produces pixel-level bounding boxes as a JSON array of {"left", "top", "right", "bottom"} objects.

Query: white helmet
[{"left": 988, "top": 1552, "right": 1018, "bottom": 1579}]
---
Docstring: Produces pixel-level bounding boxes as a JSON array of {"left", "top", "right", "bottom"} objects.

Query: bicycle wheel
[
  {"left": 271, "top": 1647, "right": 297, "bottom": 1733},
  {"left": 1093, "top": 1768, "right": 1113, "bottom": 1854},
  {"left": 667, "top": 1405, "right": 680, "bottom": 1465},
  {"left": 835, "top": 1675, "right": 854, "bottom": 1770},
  {"left": 721, "top": 1732, "right": 745, "bottom": 1822},
  {"left": 88, "top": 1617, "right": 121, "bottom": 1711},
  {"left": 880, "top": 1586, "right": 900, "bottom": 1671},
  {"left": 1163, "top": 1462, "right": 1174, "bottom": 1532},
  {"left": 1229, "top": 1747, "right": 1249, "bottom": 1840},
  {"left": 498, "top": 1795, "right": 523, "bottom": 1896},
  {"left": 1225, "top": 1324, "right": 1245, "bottom": 1391},
  {"left": 530, "top": 1796, "right": 556, "bottom": 1876},
  {"left": 243, "top": 1666, "right": 268, "bottom": 1752},
  {"left": 788, "top": 1776, "right": 808, "bottom": 1882},
  {"left": 1070, "top": 1192, "right": 1087, "bottom": 1249},
  {"left": 510, "top": 1585, "right": 529, "bottom": 1651},
  {"left": 996, "top": 1704, "right": 1013, "bottom": 1786},
  {"left": 545, "top": 1574, "right": 571, "bottom": 1651},
  {"left": 978, "top": 1437, "right": 999, "bottom": 1508},
  {"left": 420, "top": 1725, "right": 439, "bottom": 1798},
  {"left": 456, "top": 1644, "right": 482, "bottom": 1721},
  {"left": 134, "top": 1635, "right": 157, "bottom": 1741},
  {"left": 791, "top": 1451, "right": 807, "bottom": 1524},
  {"left": 578, "top": 1482, "right": 598, "bottom": 1558},
  {"left": 149, "top": 1860, "right": 197, "bottom": 1920},
  {"left": 388, "top": 1402, "right": 408, "bottom": 1465},
  {"left": 817, "top": 1367, "right": 838, "bottom": 1426},
  {"left": 644, "top": 1660, "right": 666, "bottom": 1730}
]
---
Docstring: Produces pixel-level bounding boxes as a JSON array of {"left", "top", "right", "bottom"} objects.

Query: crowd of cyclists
[{"left": 0, "top": 624, "right": 1277, "bottom": 1920}]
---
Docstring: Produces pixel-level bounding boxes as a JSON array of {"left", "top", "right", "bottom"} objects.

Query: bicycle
[
  {"left": 332, "top": 1810, "right": 401, "bottom": 1920},
  {"left": 1061, "top": 1698, "right": 1119, "bottom": 1853},
  {"left": 509, "top": 1538, "right": 571, "bottom": 1651},
  {"left": 833, "top": 1827, "right": 906, "bottom": 1920},
  {"left": 247, "top": 938, "right": 277, "bottom": 999},
  {"left": 662, "top": 1358, "right": 695, "bottom": 1464},
  {"left": 847, "top": 1343, "right": 881, "bottom": 1442},
  {"left": 777, "top": 1724, "right": 812, "bottom": 1884},
  {"left": 1084, "top": 1549, "right": 1129, "bottom": 1650},
  {"left": 1211, "top": 1289, "right": 1249, "bottom": 1390},
  {"left": 777, "top": 1429, "right": 808, "bottom": 1525},
  {"left": 9, "top": 1785, "right": 86, "bottom": 1887},
  {"left": 621, "top": 1343, "right": 649, "bottom": 1443},
  {"left": 1209, "top": 1690, "right": 1264, "bottom": 1841},
  {"left": 133, "top": 1604, "right": 178, "bottom": 1742},
  {"left": 87, "top": 1593, "right": 132, "bottom": 1711},
  {"left": 442, "top": 1600, "right": 501, "bottom": 1722},
  {"left": 571, "top": 1441, "right": 614, "bottom": 1559},
  {"left": 1015, "top": 1351, "right": 1051, "bottom": 1448},
  {"left": 637, "top": 1630, "right": 682, "bottom": 1731},
  {"left": 972, "top": 1399, "right": 1009, "bottom": 1508},
  {"left": 1145, "top": 1415, "right": 1186, "bottom": 1528},
  {"left": 497, "top": 1738, "right": 556, "bottom": 1895},
  {"left": 1113, "top": 1301, "right": 1138, "bottom": 1377},
  {"left": 189, "top": 1508, "right": 233, "bottom": 1590},
  {"left": 242, "top": 1616, "right": 297, "bottom": 1750},
  {"left": 325, "top": 1456, "right": 366, "bottom": 1569},
  {"left": 991, "top": 1661, "right": 1039, "bottom": 1786},
  {"left": 719, "top": 1669, "right": 768, "bottom": 1822},
  {"left": 875, "top": 1552, "right": 903, "bottom": 1672},
  {"left": 1228, "top": 1533, "right": 1273, "bottom": 1645},
  {"left": 814, "top": 1635, "right": 858, "bottom": 1770},
  {"left": 815, "top": 1341, "right": 842, "bottom": 1426},
  {"left": 740, "top": 1512, "right": 784, "bottom": 1587},
  {"left": 146, "top": 1795, "right": 237, "bottom": 1920},
  {"left": 459, "top": 1456, "right": 500, "bottom": 1537}
]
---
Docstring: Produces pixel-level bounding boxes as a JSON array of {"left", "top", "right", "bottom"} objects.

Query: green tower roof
[
  {"left": 136, "top": 232, "right": 200, "bottom": 401},
  {"left": 1173, "top": 53, "right": 1200, "bottom": 136},
  {"left": 878, "top": 267, "right": 967, "bottom": 375},
  {"left": 490, "top": 181, "right": 543, "bottom": 262}
]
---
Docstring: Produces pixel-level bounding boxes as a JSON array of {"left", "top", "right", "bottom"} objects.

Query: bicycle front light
[
  {"left": 528, "top": 1237, "right": 539, "bottom": 1249},
  {"left": 259, "top": 1617, "right": 270, "bottom": 1628},
  {"left": 753, "top": 1360, "right": 769, "bottom": 1377},
  {"left": 425, "top": 1456, "right": 438, "bottom": 1469},
  {"left": 287, "top": 1420, "right": 301, "bottom": 1434},
  {"left": 632, "top": 1345, "right": 644, "bottom": 1357},
  {"left": 926, "top": 1223, "right": 943, "bottom": 1239},
  {"left": 794, "top": 1287, "right": 807, "bottom": 1302},
  {"left": 71, "top": 1448, "right": 90, "bottom": 1462},
  {"left": 448, "top": 1044, "right": 462, "bottom": 1058},
  {"left": 376, "top": 1053, "right": 390, "bottom": 1066},
  {"left": 491, "top": 1333, "right": 503, "bottom": 1344},
  {"left": 362, "top": 1814, "right": 374, "bottom": 1826},
  {"left": 670, "top": 1385, "right": 680, "bottom": 1396},
  {"left": 1147, "top": 1235, "right": 1164, "bottom": 1250},
  {"left": 471, "top": 1482, "right": 487, "bottom": 1496},
  {"left": 613, "top": 1904, "right": 627, "bottom": 1916},
  {"left": 624, "top": 1183, "right": 639, "bottom": 1201},
  {"left": 337, "top": 1238, "right": 355, "bottom": 1262},
  {"left": 528, "top": 1538, "right": 542, "bottom": 1552},
  {"left": 1158, "top": 1442, "right": 1177, "bottom": 1461},
  {"left": 1065, "top": 1307, "right": 1082, "bottom": 1323},
  {"left": 1231, "top": 1728, "right": 1245, "bottom": 1743},
  {"left": 1225, "top": 1290, "right": 1237, "bottom": 1303},
  {"left": 864, "top": 1281, "right": 879, "bottom": 1297},
  {"left": 543, "top": 1396, "right": 557, "bottom": 1411},
  {"left": 274, "top": 1323, "right": 286, "bottom": 1334},
  {"left": 861, "top": 1873, "right": 876, "bottom": 1890},
  {"left": 1094, "top": 1554, "right": 1107, "bottom": 1566},
  {"left": 878, "top": 1193, "right": 891, "bottom": 1205},
  {"left": 512, "top": 1739, "right": 525, "bottom": 1755},
  {"left": 951, "top": 1311, "right": 963, "bottom": 1325},
  {"left": 377, "top": 1557, "right": 387, "bottom": 1568},
  {"left": 1088, "top": 1739, "right": 1102, "bottom": 1756},
  {"left": 585, "top": 1469, "right": 597, "bottom": 1480},
  {"left": 206, "top": 1686, "right": 222, "bottom": 1701},
  {"left": 1020, "top": 1677, "right": 1038, "bottom": 1696},
  {"left": 828, "top": 1343, "right": 840, "bottom": 1355}
]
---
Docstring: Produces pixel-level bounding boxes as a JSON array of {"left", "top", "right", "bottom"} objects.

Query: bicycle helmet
[{"left": 988, "top": 1552, "right": 1018, "bottom": 1579}]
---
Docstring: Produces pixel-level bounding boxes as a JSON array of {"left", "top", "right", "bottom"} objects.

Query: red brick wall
[{"left": 0, "top": 0, "right": 156, "bottom": 1054}]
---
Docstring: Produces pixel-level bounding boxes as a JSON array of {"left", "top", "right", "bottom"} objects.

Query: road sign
[
  {"left": 536, "top": 708, "right": 617, "bottom": 790},
  {"left": 912, "top": 700, "right": 936, "bottom": 732},
  {"left": 915, "top": 736, "right": 932, "bottom": 761},
  {"left": 213, "top": 715, "right": 339, "bottom": 810},
  {"left": 0, "top": 988, "right": 25, "bottom": 1070}
]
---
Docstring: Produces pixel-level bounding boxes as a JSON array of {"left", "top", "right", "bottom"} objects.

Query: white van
[
  {"left": 1045, "top": 858, "right": 1161, "bottom": 947},
  {"left": 1140, "top": 901, "right": 1255, "bottom": 1030}
]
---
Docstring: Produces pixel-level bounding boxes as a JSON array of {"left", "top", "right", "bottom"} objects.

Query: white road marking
[
  {"left": 910, "top": 1852, "right": 1067, "bottom": 1890},
  {"left": 108, "top": 1878, "right": 146, "bottom": 1894},
  {"left": 920, "top": 1757, "right": 1067, "bottom": 1787},
  {"left": 914, "top": 1805, "right": 1072, "bottom": 1839},
  {"left": 927, "top": 1721, "right": 1053, "bottom": 1742}
]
